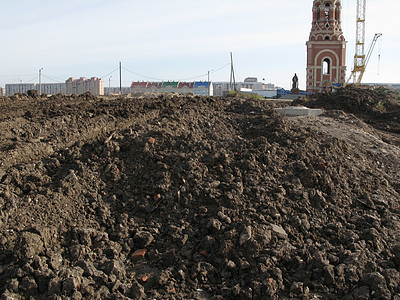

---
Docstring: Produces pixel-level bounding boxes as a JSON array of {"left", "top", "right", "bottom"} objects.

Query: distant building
[
  {"left": 194, "top": 81, "right": 212, "bottom": 96},
  {"left": 0, "top": 87, "right": 4, "bottom": 96},
  {"left": 66, "top": 77, "right": 104, "bottom": 95},
  {"left": 40, "top": 83, "right": 66, "bottom": 95},
  {"left": 364, "top": 83, "right": 400, "bottom": 91},
  {"left": 104, "top": 87, "right": 131, "bottom": 95},
  {"left": 5, "top": 77, "right": 103, "bottom": 96},
  {"left": 213, "top": 78, "right": 279, "bottom": 96},
  {"left": 175, "top": 82, "right": 193, "bottom": 95},
  {"left": 161, "top": 81, "right": 180, "bottom": 94},
  {"left": 212, "top": 82, "right": 230, "bottom": 97},
  {"left": 131, "top": 82, "right": 162, "bottom": 94},
  {"left": 5, "top": 83, "right": 66, "bottom": 96},
  {"left": 147, "top": 82, "right": 163, "bottom": 93},
  {"left": 130, "top": 82, "right": 149, "bottom": 94},
  {"left": 249, "top": 90, "right": 278, "bottom": 98},
  {"left": 130, "top": 81, "right": 212, "bottom": 96},
  {"left": 5, "top": 83, "right": 35, "bottom": 96},
  {"left": 244, "top": 77, "right": 258, "bottom": 83}
]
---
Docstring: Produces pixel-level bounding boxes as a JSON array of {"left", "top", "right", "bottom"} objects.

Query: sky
[{"left": 0, "top": 0, "right": 399, "bottom": 90}]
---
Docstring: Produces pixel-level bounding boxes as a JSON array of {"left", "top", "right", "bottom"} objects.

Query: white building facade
[
  {"left": 5, "top": 83, "right": 66, "bottom": 96},
  {"left": 213, "top": 78, "right": 279, "bottom": 96},
  {"left": 130, "top": 81, "right": 212, "bottom": 96},
  {"left": 5, "top": 84, "right": 35, "bottom": 96},
  {"left": 40, "top": 83, "right": 66, "bottom": 95}
]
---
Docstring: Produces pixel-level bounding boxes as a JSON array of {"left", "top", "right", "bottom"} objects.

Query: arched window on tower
[
  {"left": 323, "top": 58, "right": 331, "bottom": 75},
  {"left": 335, "top": 5, "right": 340, "bottom": 22}
]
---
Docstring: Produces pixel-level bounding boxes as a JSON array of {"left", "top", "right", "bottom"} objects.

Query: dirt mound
[
  {"left": 294, "top": 86, "right": 400, "bottom": 135},
  {"left": 0, "top": 94, "right": 399, "bottom": 299},
  {"left": 27, "top": 90, "right": 40, "bottom": 99},
  {"left": 294, "top": 86, "right": 400, "bottom": 115}
]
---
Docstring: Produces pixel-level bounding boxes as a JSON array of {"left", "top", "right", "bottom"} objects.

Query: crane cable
[{"left": 377, "top": 36, "right": 383, "bottom": 76}]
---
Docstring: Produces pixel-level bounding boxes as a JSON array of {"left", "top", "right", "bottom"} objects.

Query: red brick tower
[{"left": 306, "top": 0, "right": 346, "bottom": 92}]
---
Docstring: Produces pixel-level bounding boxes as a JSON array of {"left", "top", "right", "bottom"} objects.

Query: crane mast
[
  {"left": 352, "top": 0, "right": 366, "bottom": 85},
  {"left": 346, "top": 0, "right": 382, "bottom": 86}
]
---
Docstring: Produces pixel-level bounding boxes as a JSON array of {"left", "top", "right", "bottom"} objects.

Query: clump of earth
[{"left": 0, "top": 87, "right": 399, "bottom": 299}]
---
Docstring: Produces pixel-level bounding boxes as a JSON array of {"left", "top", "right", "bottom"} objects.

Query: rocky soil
[{"left": 0, "top": 87, "right": 399, "bottom": 299}]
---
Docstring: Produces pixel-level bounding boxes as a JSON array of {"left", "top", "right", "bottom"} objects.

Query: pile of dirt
[
  {"left": 0, "top": 93, "right": 399, "bottom": 299},
  {"left": 294, "top": 86, "right": 400, "bottom": 137},
  {"left": 294, "top": 86, "right": 400, "bottom": 115},
  {"left": 26, "top": 90, "right": 40, "bottom": 99}
]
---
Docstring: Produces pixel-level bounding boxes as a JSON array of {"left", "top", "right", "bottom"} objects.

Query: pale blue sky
[{"left": 0, "top": 0, "right": 398, "bottom": 90}]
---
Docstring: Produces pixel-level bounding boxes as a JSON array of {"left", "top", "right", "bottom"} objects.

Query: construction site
[{"left": 0, "top": 0, "right": 399, "bottom": 299}]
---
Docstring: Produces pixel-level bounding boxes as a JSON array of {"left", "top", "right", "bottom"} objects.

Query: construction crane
[
  {"left": 363, "top": 33, "right": 382, "bottom": 73},
  {"left": 345, "top": 0, "right": 382, "bottom": 86}
]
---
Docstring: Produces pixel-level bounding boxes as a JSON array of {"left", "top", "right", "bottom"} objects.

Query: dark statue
[{"left": 292, "top": 73, "right": 299, "bottom": 90}]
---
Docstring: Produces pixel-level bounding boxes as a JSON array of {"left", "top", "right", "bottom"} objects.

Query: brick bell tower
[{"left": 306, "top": 0, "right": 346, "bottom": 92}]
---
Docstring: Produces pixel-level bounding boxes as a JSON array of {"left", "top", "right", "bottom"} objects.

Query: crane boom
[
  {"left": 364, "top": 33, "right": 382, "bottom": 71},
  {"left": 346, "top": 33, "right": 383, "bottom": 86}
]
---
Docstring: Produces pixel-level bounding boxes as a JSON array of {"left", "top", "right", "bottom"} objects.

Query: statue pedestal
[{"left": 291, "top": 88, "right": 300, "bottom": 95}]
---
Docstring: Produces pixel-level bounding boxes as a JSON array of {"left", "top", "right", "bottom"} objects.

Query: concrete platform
[
  {"left": 278, "top": 95, "right": 301, "bottom": 101},
  {"left": 274, "top": 106, "right": 323, "bottom": 117}
]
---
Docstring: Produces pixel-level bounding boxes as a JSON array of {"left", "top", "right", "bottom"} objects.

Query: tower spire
[{"left": 306, "top": 0, "right": 346, "bottom": 92}]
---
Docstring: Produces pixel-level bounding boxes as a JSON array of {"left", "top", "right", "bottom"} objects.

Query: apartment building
[
  {"left": 0, "top": 87, "right": 5, "bottom": 96},
  {"left": 5, "top": 77, "right": 103, "bottom": 96},
  {"left": 66, "top": 77, "right": 104, "bottom": 95},
  {"left": 131, "top": 81, "right": 212, "bottom": 96},
  {"left": 131, "top": 82, "right": 163, "bottom": 94},
  {"left": 5, "top": 83, "right": 35, "bottom": 96},
  {"left": 40, "top": 83, "right": 66, "bottom": 95},
  {"left": 161, "top": 81, "right": 180, "bottom": 94},
  {"left": 104, "top": 87, "right": 131, "bottom": 95},
  {"left": 194, "top": 81, "right": 213, "bottom": 96},
  {"left": 5, "top": 83, "right": 67, "bottom": 96},
  {"left": 213, "top": 78, "right": 279, "bottom": 96}
]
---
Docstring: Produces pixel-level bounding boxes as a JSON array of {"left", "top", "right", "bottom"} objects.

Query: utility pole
[
  {"left": 207, "top": 70, "right": 213, "bottom": 96},
  {"left": 119, "top": 62, "right": 122, "bottom": 95},
  {"left": 39, "top": 68, "right": 43, "bottom": 96},
  {"left": 229, "top": 52, "right": 236, "bottom": 92}
]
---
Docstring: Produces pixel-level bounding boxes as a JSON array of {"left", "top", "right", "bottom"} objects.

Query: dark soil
[
  {"left": 0, "top": 90, "right": 399, "bottom": 299},
  {"left": 293, "top": 86, "right": 400, "bottom": 137}
]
